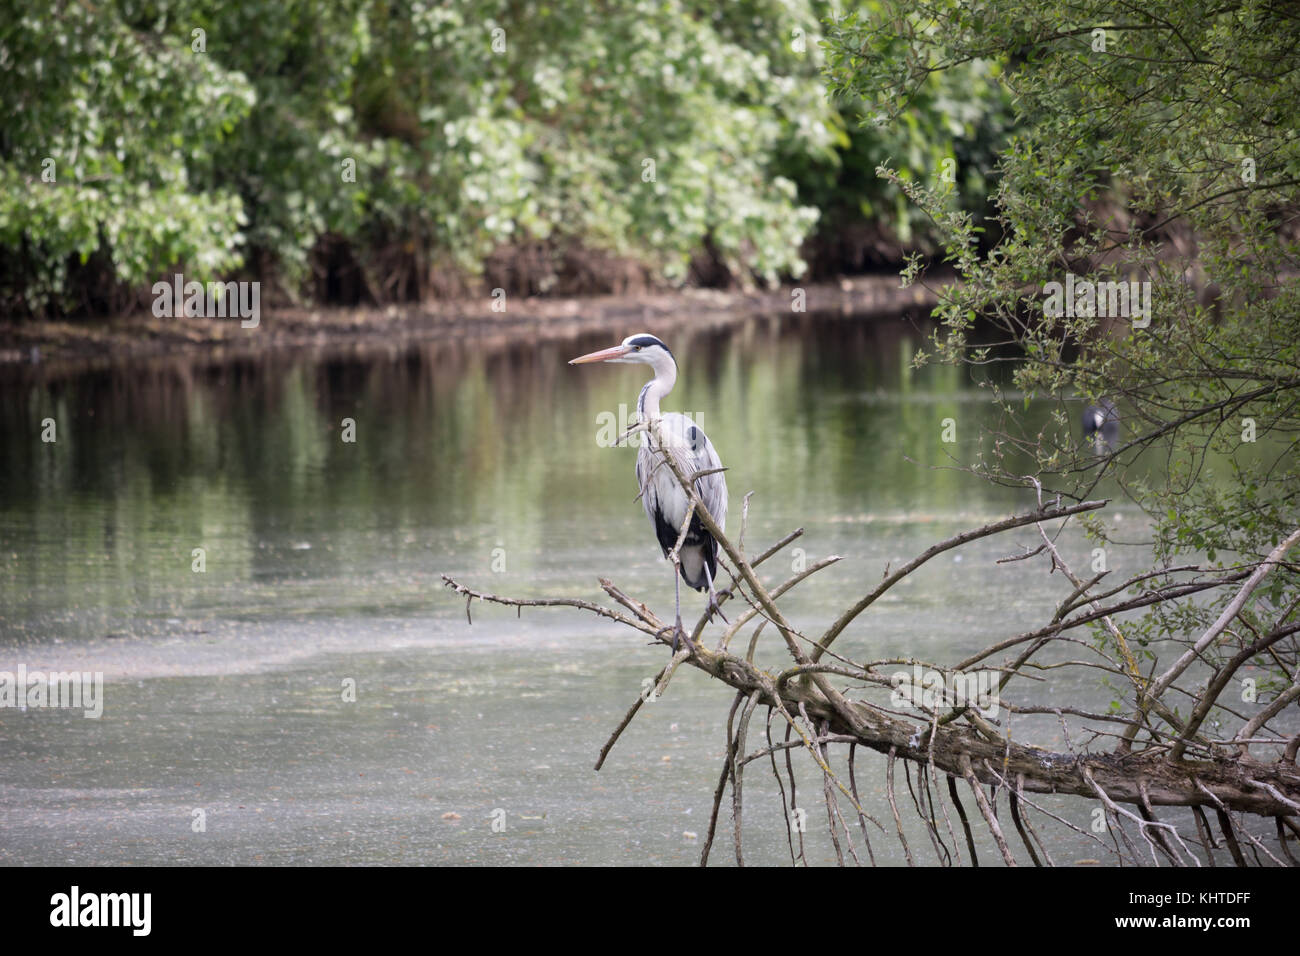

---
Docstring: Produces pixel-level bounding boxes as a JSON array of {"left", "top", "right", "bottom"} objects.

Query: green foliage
[
  {"left": 0, "top": 3, "right": 253, "bottom": 314},
  {"left": 2, "top": 0, "right": 1008, "bottom": 314},
  {"left": 818, "top": 10, "right": 1011, "bottom": 249},
  {"left": 828, "top": 1, "right": 1300, "bottom": 655}
]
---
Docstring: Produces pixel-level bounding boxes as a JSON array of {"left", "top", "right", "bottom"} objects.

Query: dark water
[{"left": 0, "top": 312, "right": 1275, "bottom": 865}]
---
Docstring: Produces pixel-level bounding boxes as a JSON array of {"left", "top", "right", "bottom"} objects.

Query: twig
[
  {"left": 783, "top": 720, "right": 806, "bottom": 866},
  {"left": 732, "top": 690, "right": 762, "bottom": 867},
  {"left": 961, "top": 755, "right": 1017, "bottom": 866},
  {"left": 813, "top": 499, "right": 1109, "bottom": 662},
  {"left": 441, "top": 575, "right": 659, "bottom": 638},
  {"left": 1147, "top": 527, "right": 1300, "bottom": 705},
  {"left": 886, "top": 748, "right": 915, "bottom": 866},
  {"left": 700, "top": 691, "right": 745, "bottom": 867},
  {"left": 848, "top": 744, "right": 877, "bottom": 866},
  {"left": 947, "top": 774, "right": 979, "bottom": 865},
  {"left": 1009, "top": 787, "right": 1042, "bottom": 866},
  {"left": 767, "top": 707, "right": 799, "bottom": 867}
]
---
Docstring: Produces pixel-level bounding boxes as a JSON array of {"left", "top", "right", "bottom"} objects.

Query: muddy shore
[{"left": 0, "top": 275, "right": 938, "bottom": 377}]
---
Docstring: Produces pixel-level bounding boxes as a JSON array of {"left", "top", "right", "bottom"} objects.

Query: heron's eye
[{"left": 634, "top": 345, "right": 642, "bottom": 351}]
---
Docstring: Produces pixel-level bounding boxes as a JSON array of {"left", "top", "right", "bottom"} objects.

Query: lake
[{"left": 0, "top": 309, "right": 1201, "bottom": 865}]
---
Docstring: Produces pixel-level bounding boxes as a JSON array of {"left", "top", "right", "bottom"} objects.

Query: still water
[{"left": 0, "top": 311, "right": 1190, "bottom": 865}]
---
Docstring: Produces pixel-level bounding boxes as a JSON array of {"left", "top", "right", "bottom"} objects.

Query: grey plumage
[
  {"left": 569, "top": 332, "right": 729, "bottom": 648},
  {"left": 635, "top": 412, "right": 728, "bottom": 591}
]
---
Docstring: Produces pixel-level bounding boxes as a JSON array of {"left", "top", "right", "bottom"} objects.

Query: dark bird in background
[
  {"left": 1082, "top": 397, "right": 1120, "bottom": 452},
  {"left": 569, "top": 333, "right": 728, "bottom": 651}
]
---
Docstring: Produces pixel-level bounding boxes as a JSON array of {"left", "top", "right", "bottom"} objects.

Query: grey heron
[
  {"left": 569, "top": 333, "right": 729, "bottom": 653},
  {"left": 1082, "top": 397, "right": 1120, "bottom": 452}
]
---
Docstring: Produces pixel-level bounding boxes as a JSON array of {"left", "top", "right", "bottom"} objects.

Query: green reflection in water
[{"left": 0, "top": 311, "right": 1272, "bottom": 865}]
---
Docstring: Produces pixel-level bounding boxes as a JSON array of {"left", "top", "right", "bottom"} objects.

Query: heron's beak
[{"left": 568, "top": 344, "right": 630, "bottom": 364}]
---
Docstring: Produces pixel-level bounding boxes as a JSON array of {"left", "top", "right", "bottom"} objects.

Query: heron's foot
[
  {"left": 705, "top": 592, "right": 730, "bottom": 625},
  {"left": 671, "top": 615, "right": 695, "bottom": 656}
]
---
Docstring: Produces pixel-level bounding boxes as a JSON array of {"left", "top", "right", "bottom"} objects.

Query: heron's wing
[
  {"left": 635, "top": 440, "right": 656, "bottom": 523},
  {"left": 636, "top": 436, "right": 679, "bottom": 556},
  {"left": 661, "top": 413, "right": 727, "bottom": 534},
  {"left": 634, "top": 415, "right": 727, "bottom": 546},
  {"left": 690, "top": 425, "right": 727, "bottom": 536}
]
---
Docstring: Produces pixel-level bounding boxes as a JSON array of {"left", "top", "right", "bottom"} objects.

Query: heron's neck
[{"left": 637, "top": 360, "right": 676, "bottom": 423}]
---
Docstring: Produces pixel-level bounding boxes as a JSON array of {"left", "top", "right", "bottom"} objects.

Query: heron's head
[{"left": 568, "top": 333, "right": 674, "bottom": 369}]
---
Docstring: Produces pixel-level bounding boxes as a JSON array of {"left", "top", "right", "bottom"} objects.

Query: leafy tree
[
  {"left": 2, "top": 0, "right": 1008, "bottom": 314},
  {"left": 0, "top": 2, "right": 252, "bottom": 315},
  {"left": 826, "top": 1, "right": 1300, "bottom": 738}
]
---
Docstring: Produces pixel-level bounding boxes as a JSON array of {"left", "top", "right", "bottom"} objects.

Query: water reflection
[
  {"left": 1, "top": 313, "right": 1037, "bottom": 624},
  {"left": 0, "top": 311, "right": 1176, "bottom": 865}
]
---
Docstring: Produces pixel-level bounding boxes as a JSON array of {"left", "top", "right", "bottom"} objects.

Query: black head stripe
[{"left": 626, "top": 334, "right": 672, "bottom": 359}]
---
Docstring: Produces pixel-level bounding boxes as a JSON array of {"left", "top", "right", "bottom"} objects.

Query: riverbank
[{"left": 0, "top": 275, "right": 938, "bottom": 376}]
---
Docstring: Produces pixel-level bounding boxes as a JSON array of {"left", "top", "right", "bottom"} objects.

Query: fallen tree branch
[{"left": 442, "top": 487, "right": 1300, "bottom": 865}]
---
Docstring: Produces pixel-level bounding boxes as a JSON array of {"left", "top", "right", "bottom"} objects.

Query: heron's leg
[
  {"left": 674, "top": 563, "right": 682, "bottom": 636},
  {"left": 669, "top": 557, "right": 692, "bottom": 655},
  {"left": 703, "top": 562, "right": 729, "bottom": 625}
]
